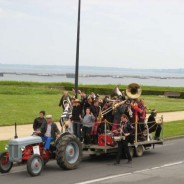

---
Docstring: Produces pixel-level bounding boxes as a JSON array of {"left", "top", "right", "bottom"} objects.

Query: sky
[{"left": 0, "top": 0, "right": 184, "bottom": 69}]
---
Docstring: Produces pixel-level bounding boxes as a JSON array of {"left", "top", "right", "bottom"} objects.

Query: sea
[{"left": 0, "top": 64, "right": 184, "bottom": 87}]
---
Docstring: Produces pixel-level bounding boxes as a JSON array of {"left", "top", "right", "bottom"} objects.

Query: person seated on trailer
[
  {"left": 114, "top": 114, "right": 134, "bottom": 165},
  {"left": 35, "top": 115, "right": 61, "bottom": 150},
  {"left": 80, "top": 107, "right": 95, "bottom": 145},
  {"left": 147, "top": 109, "right": 162, "bottom": 141},
  {"left": 33, "top": 110, "right": 46, "bottom": 131}
]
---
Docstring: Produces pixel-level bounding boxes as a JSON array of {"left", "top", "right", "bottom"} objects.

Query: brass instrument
[
  {"left": 111, "top": 86, "right": 122, "bottom": 98},
  {"left": 126, "top": 83, "right": 142, "bottom": 99}
]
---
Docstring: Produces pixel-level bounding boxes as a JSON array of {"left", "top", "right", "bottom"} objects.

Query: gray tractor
[{"left": 0, "top": 133, "right": 82, "bottom": 176}]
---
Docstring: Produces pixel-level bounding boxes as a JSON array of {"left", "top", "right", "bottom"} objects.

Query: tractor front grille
[{"left": 9, "top": 145, "right": 19, "bottom": 159}]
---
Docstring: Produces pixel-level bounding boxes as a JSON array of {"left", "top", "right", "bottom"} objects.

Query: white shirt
[{"left": 45, "top": 124, "right": 52, "bottom": 137}]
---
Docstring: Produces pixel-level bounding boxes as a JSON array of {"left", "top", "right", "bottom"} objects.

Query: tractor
[{"left": 0, "top": 132, "right": 82, "bottom": 176}]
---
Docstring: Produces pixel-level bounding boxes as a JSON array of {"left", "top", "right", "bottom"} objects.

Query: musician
[
  {"left": 59, "top": 91, "right": 72, "bottom": 111},
  {"left": 71, "top": 99, "right": 82, "bottom": 140},
  {"left": 114, "top": 114, "right": 134, "bottom": 165},
  {"left": 124, "top": 99, "right": 134, "bottom": 123},
  {"left": 147, "top": 109, "right": 162, "bottom": 140},
  {"left": 111, "top": 97, "right": 126, "bottom": 134}
]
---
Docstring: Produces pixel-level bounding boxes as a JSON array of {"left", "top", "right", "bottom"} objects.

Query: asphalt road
[{"left": 1, "top": 138, "right": 184, "bottom": 184}]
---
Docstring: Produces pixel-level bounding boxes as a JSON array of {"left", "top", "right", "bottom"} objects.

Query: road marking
[
  {"left": 75, "top": 173, "right": 132, "bottom": 184},
  {"left": 75, "top": 161, "right": 184, "bottom": 184}
]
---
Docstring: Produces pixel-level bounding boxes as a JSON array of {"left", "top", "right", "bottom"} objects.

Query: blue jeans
[{"left": 41, "top": 136, "right": 53, "bottom": 150}]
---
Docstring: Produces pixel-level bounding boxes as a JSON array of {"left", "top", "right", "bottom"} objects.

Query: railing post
[{"left": 105, "top": 121, "right": 107, "bottom": 153}]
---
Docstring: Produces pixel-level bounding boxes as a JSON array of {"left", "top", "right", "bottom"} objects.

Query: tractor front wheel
[
  {"left": 56, "top": 135, "right": 82, "bottom": 170},
  {"left": 0, "top": 152, "right": 13, "bottom": 173},
  {"left": 27, "top": 154, "right": 43, "bottom": 177}
]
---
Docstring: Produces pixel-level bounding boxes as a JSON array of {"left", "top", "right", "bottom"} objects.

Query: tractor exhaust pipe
[{"left": 14, "top": 122, "right": 18, "bottom": 139}]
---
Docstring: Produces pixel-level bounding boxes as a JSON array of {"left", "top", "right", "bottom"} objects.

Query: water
[{"left": 0, "top": 64, "right": 184, "bottom": 87}]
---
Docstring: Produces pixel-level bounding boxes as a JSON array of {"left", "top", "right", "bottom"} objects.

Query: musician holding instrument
[
  {"left": 59, "top": 91, "right": 72, "bottom": 111},
  {"left": 114, "top": 114, "right": 134, "bottom": 165}
]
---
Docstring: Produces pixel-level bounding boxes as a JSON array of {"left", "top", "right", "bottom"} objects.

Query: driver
[{"left": 35, "top": 115, "right": 60, "bottom": 150}]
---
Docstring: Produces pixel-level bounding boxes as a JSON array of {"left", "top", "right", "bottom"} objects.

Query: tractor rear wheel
[
  {"left": 0, "top": 152, "right": 13, "bottom": 173},
  {"left": 56, "top": 135, "right": 82, "bottom": 170},
  {"left": 27, "top": 154, "right": 43, "bottom": 176}
]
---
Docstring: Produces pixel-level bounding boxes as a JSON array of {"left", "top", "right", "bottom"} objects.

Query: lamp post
[{"left": 75, "top": 0, "right": 81, "bottom": 99}]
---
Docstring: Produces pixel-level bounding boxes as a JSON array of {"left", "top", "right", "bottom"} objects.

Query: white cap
[{"left": 46, "top": 115, "right": 52, "bottom": 119}]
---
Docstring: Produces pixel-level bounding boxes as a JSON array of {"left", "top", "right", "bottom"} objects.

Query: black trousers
[
  {"left": 82, "top": 126, "right": 92, "bottom": 144},
  {"left": 149, "top": 123, "right": 162, "bottom": 138},
  {"left": 116, "top": 140, "right": 132, "bottom": 164}
]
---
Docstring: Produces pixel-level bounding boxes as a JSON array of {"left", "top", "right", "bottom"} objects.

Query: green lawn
[
  {"left": 142, "top": 95, "right": 184, "bottom": 112},
  {"left": 164, "top": 120, "right": 184, "bottom": 138},
  {"left": 0, "top": 83, "right": 184, "bottom": 126}
]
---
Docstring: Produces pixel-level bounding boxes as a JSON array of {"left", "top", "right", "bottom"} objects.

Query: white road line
[
  {"left": 160, "top": 161, "right": 183, "bottom": 168},
  {"left": 75, "top": 173, "right": 132, "bottom": 184},
  {"left": 75, "top": 161, "right": 184, "bottom": 184}
]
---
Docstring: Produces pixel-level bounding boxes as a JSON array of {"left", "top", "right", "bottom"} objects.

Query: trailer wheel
[
  {"left": 129, "top": 147, "right": 134, "bottom": 158},
  {"left": 56, "top": 135, "right": 82, "bottom": 170},
  {"left": 27, "top": 154, "right": 43, "bottom": 177},
  {"left": 0, "top": 152, "right": 13, "bottom": 173},
  {"left": 134, "top": 145, "right": 144, "bottom": 157}
]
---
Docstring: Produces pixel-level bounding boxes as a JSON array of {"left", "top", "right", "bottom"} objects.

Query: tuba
[{"left": 126, "top": 83, "right": 142, "bottom": 99}]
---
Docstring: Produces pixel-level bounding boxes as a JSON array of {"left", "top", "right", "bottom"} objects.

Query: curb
[{"left": 164, "top": 135, "right": 184, "bottom": 141}]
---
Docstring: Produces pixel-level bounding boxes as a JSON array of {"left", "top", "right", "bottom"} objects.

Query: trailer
[{"left": 82, "top": 116, "right": 164, "bottom": 158}]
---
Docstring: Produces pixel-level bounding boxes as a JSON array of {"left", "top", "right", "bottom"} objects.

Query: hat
[
  {"left": 151, "top": 109, "right": 157, "bottom": 114},
  {"left": 73, "top": 99, "right": 81, "bottom": 103},
  {"left": 46, "top": 115, "right": 52, "bottom": 119}
]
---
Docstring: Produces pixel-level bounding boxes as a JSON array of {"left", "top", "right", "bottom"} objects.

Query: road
[{"left": 1, "top": 138, "right": 184, "bottom": 184}]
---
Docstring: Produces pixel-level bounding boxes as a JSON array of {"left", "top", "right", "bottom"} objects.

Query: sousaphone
[{"left": 126, "top": 83, "right": 142, "bottom": 99}]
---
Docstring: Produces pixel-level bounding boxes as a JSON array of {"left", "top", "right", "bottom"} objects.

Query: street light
[{"left": 75, "top": 0, "right": 81, "bottom": 98}]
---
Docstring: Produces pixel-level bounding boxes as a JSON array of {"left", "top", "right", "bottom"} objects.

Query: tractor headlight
[
  {"left": 5, "top": 144, "right": 9, "bottom": 151},
  {"left": 21, "top": 146, "right": 26, "bottom": 151}
]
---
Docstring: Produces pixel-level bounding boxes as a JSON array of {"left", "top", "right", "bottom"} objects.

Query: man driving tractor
[{"left": 35, "top": 115, "right": 61, "bottom": 150}]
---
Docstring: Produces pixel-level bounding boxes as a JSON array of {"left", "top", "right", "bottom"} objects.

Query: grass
[
  {"left": 164, "top": 120, "right": 184, "bottom": 138},
  {"left": 0, "top": 81, "right": 184, "bottom": 126},
  {"left": 0, "top": 140, "right": 8, "bottom": 152},
  {"left": 141, "top": 95, "right": 184, "bottom": 112}
]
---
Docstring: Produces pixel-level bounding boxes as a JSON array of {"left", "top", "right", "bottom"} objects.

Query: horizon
[{"left": 0, "top": 63, "right": 184, "bottom": 71}]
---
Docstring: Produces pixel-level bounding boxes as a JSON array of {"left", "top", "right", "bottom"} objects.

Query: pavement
[
  {"left": 0, "top": 111, "right": 184, "bottom": 141},
  {"left": 1, "top": 137, "right": 184, "bottom": 184}
]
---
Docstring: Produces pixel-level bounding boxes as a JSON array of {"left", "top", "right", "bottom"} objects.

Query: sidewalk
[{"left": 0, "top": 112, "right": 184, "bottom": 141}]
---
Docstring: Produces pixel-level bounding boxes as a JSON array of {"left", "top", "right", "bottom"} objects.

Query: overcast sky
[{"left": 0, "top": 0, "right": 184, "bottom": 69}]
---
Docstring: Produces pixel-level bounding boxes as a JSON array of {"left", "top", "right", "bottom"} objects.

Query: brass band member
[{"left": 114, "top": 114, "right": 134, "bottom": 165}]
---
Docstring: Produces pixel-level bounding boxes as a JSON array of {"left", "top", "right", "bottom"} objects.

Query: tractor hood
[{"left": 9, "top": 136, "right": 42, "bottom": 146}]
